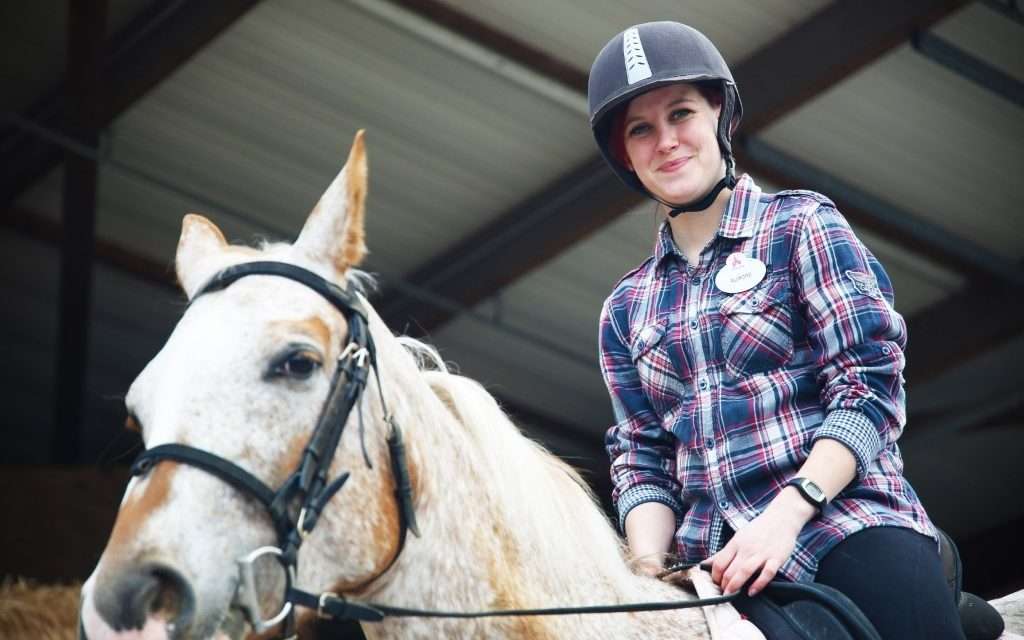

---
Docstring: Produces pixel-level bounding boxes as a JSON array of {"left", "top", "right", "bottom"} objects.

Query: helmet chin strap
[{"left": 665, "top": 156, "right": 736, "bottom": 217}]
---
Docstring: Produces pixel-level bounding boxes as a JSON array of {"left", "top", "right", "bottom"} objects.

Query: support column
[{"left": 52, "top": 0, "right": 107, "bottom": 463}]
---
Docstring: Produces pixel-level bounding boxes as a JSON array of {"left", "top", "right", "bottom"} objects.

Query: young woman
[{"left": 590, "top": 21, "right": 964, "bottom": 639}]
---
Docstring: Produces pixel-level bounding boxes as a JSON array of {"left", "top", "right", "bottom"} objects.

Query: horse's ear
[
  {"left": 176, "top": 213, "right": 228, "bottom": 299},
  {"left": 295, "top": 130, "right": 368, "bottom": 272}
]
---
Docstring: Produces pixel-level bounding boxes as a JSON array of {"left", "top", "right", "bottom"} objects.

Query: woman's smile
[{"left": 658, "top": 156, "right": 691, "bottom": 173}]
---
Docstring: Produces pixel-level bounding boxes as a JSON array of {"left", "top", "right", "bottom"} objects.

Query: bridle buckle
[
  {"left": 339, "top": 342, "right": 370, "bottom": 368},
  {"left": 296, "top": 507, "right": 313, "bottom": 540},
  {"left": 318, "top": 591, "right": 340, "bottom": 619}
]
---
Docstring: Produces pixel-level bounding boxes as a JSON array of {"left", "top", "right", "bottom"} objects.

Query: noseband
[{"left": 129, "top": 261, "right": 419, "bottom": 638}]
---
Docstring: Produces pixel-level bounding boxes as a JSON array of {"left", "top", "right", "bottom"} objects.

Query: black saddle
[
  {"left": 734, "top": 580, "right": 881, "bottom": 640},
  {"left": 938, "top": 528, "right": 1005, "bottom": 640}
]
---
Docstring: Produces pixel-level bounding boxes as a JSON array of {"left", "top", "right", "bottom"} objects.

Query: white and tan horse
[
  {"left": 78, "top": 133, "right": 1022, "bottom": 640},
  {"left": 77, "top": 132, "right": 711, "bottom": 640}
]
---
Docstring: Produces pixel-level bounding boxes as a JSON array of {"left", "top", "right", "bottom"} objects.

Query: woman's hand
[
  {"left": 707, "top": 487, "right": 815, "bottom": 596},
  {"left": 709, "top": 438, "right": 859, "bottom": 595}
]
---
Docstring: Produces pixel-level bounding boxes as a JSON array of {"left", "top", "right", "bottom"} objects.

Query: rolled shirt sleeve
[
  {"left": 599, "top": 299, "right": 684, "bottom": 531},
  {"left": 793, "top": 204, "right": 908, "bottom": 474}
]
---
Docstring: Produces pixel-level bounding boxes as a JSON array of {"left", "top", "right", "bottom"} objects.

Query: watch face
[{"left": 803, "top": 480, "right": 825, "bottom": 502}]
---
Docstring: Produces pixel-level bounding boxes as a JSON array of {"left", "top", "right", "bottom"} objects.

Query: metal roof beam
[
  {"left": 904, "top": 271, "right": 1024, "bottom": 386},
  {"left": 982, "top": 0, "right": 1024, "bottom": 26},
  {"left": 378, "top": 0, "right": 968, "bottom": 335},
  {"left": 911, "top": 31, "right": 1024, "bottom": 107},
  {"left": 0, "top": 0, "right": 261, "bottom": 209},
  {"left": 735, "top": 137, "right": 1024, "bottom": 289},
  {"left": 378, "top": 158, "right": 639, "bottom": 332},
  {"left": 735, "top": 0, "right": 968, "bottom": 131},
  {"left": 385, "top": 0, "right": 587, "bottom": 93}
]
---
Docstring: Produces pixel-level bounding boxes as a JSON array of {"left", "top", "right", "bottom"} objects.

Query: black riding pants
[
  {"left": 724, "top": 525, "right": 965, "bottom": 639},
  {"left": 813, "top": 526, "right": 965, "bottom": 639}
]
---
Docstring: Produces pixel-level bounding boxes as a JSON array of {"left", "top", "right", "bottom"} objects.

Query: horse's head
[{"left": 80, "top": 132, "right": 413, "bottom": 640}]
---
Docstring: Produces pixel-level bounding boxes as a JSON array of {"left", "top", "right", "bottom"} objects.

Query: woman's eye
[
  {"left": 627, "top": 123, "right": 650, "bottom": 137},
  {"left": 273, "top": 351, "right": 321, "bottom": 380},
  {"left": 670, "top": 108, "right": 693, "bottom": 121}
]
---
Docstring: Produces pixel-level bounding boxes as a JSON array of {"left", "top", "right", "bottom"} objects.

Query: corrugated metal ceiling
[{"left": 3, "top": 0, "right": 1022, "bottom": 558}]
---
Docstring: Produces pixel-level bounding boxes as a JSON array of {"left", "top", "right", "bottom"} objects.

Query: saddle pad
[{"left": 686, "top": 567, "right": 765, "bottom": 640}]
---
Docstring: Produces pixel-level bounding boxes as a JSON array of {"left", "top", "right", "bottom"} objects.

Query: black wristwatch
[{"left": 786, "top": 477, "right": 828, "bottom": 512}]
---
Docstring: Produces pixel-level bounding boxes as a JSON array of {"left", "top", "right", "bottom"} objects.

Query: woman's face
[{"left": 621, "top": 83, "right": 724, "bottom": 205}]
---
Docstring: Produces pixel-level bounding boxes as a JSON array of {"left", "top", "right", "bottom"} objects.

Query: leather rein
[{"left": 129, "top": 261, "right": 741, "bottom": 638}]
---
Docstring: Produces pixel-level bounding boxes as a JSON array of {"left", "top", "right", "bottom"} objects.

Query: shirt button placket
[{"left": 689, "top": 269, "right": 727, "bottom": 515}]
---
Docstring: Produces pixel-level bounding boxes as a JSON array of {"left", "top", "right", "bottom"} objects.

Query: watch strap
[{"left": 786, "top": 477, "right": 827, "bottom": 512}]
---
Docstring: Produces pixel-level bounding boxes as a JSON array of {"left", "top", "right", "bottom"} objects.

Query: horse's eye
[{"left": 272, "top": 350, "right": 322, "bottom": 380}]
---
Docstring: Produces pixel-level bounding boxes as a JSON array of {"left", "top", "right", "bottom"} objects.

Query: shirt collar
[
  {"left": 719, "top": 173, "right": 760, "bottom": 240},
  {"left": 652, "top": 174, "right": 761, "bottom": 268}
]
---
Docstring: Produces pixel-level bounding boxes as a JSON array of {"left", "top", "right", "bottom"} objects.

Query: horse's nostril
[
  {"left": 147, "top": 564, "right": 194, "bottom": 624},
  {"left": 95, "top": 562, "right": 196, "bottom": 634}
]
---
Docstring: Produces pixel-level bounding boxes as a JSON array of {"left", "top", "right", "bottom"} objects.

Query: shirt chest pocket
[
  {"left": 629, "top": 320, "right": 690, "bottom": 417},
  {"left": 718, "top": 276, "right": 795, "bottom": 378}
]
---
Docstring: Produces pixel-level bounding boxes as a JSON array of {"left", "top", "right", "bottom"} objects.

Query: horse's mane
[{"left": 395, "top": 337, "right": 635, "bottom": 584}]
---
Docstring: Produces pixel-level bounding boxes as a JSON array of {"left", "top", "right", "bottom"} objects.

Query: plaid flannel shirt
[{"left": 599, "top": 174, "right": 935, "bottom": 582}]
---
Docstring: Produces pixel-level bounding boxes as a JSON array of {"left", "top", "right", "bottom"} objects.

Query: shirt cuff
[
  {"left": 617, "top": 484, "right": 684, "bottom": 533},
  {"left": 813, "top": 409, "right": 883, "bottom": 475}
]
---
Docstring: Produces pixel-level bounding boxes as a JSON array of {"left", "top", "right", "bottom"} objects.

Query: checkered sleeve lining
[
  {"left": 813, "top": 408, "right": 883, "bottom": 476},
  {"left": 617, "top": 483, "right": 684, "bottom": 533}
]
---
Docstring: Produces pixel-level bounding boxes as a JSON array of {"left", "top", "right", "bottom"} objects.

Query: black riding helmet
[{"left": 588, "top": 21, "right": 743, "bottom": 215}]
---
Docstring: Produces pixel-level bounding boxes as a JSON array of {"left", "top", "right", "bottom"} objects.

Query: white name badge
[{"left": 715, "top": 252, "right": 766, "bottom": 294}]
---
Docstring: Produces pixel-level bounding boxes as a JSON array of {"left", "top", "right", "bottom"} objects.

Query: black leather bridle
[{"left": 129, "top": 261, "right": 419, "bottom": 638}]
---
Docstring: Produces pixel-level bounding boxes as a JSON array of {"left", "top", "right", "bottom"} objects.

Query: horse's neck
[{"left": 361, "top": 338, "right": 709, "bottom": 639}]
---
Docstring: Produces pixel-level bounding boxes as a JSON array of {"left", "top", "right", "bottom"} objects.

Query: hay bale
[{"left": 0, "top": 577, "right": 81, "bottom": 640}]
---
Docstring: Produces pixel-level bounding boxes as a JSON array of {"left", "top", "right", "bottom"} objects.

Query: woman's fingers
[
  {"left": 709, "top": 543, "right": 736, "bottom": 585},
  {"left": 747, "top": 558, "right": 781, "bottom": 596},
  {"left": 723, "top": 556, "right": 764, "bottom": 595}
]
